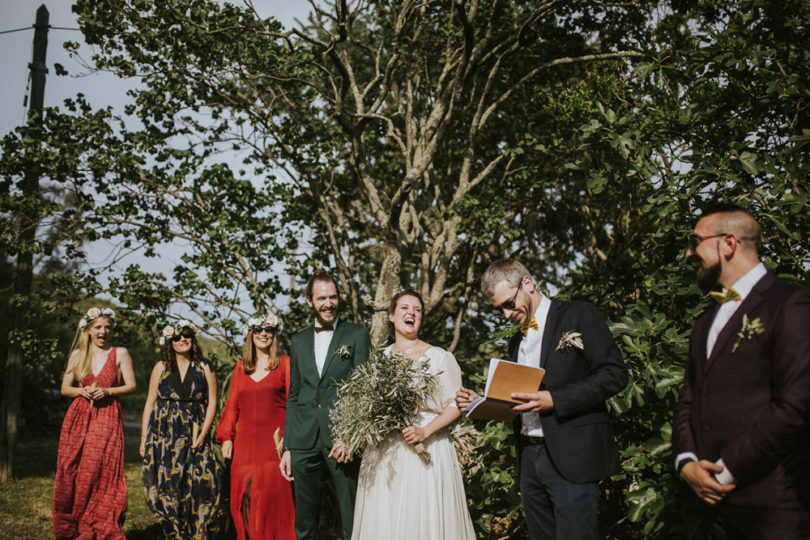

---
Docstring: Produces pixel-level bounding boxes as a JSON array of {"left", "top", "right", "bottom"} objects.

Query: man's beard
[
  {"left": 694, "top": 257, "right": 722, "bottom": 292},
  {"left": 314, "top": 307, "right": 336, "bottom": 327}
]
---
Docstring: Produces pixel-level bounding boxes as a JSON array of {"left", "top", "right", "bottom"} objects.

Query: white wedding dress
[{"left": 351, "top": 346, "right": 476, "bottom": 540}]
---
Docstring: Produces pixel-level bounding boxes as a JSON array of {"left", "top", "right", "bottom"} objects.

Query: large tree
[
  {"left": 3, "top": 0, "right": 808, "bottom": 535},
  {"left": 70, "top": 0, "right": 652, "bottom": 347}
]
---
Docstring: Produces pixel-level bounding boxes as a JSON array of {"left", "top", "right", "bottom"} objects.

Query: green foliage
[
  {"left": 330, "top": 349, "right": 436, "bottom": 462},
  {"left": 1, "top": 0, "right": 808, "bottom": 535}
]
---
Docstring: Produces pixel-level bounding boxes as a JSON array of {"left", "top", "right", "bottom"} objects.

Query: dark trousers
[
  {"left": 290, "top": 445, "right": 360, "bottom": 540},
  {"left": 703, "top": 503, "right": 810, "bottom": 540},
  {"left": 520, "top": 441, "right": 600, "bottom": 540}
]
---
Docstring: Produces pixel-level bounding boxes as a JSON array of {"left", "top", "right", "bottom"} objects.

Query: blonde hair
[
  {"left": 67, "top": 316, "right": 113, "bottom": 383},
  {"left": 241, "top": 329, "right": 280, "bottom": 374},
  {"left": 481, "top": 259, "right": 532, "bottom": 297}
]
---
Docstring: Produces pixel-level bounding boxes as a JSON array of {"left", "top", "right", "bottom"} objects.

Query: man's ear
[{"left": 722, "top": 234, "right": 739, "bottom": 260}]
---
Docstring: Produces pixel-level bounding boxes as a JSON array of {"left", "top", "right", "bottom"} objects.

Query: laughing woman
[
  {"left": 53, "top": 307, "right": 136, "bottom": 540},
  {"left": 216, "top": 314, "right": 295, "bottom": 540},
  {"left": 351, "top": 290, "right": 476, "bottom": 540},
  {"left": 141, "top": 320, "right": 220, "bottom": 539}
]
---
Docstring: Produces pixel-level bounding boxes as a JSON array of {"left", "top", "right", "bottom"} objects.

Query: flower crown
[
  {"left": 79, "top": 307, "right": 116, "bottom": 329},
  {"left": 159, "top": 319, "right": 197, "bottom": 345},
  {"left": 243, "top": 314, "right": 282, "bottom": 336}
]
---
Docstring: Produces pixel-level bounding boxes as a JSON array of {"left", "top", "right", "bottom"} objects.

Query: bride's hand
[{"left": 402, "top": 425, "right": 427, "bottom": 445}]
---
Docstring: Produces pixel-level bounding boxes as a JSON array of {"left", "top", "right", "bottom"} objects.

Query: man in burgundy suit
[{"left": 673, "top": 204, "right": 810, "bottom": 539}]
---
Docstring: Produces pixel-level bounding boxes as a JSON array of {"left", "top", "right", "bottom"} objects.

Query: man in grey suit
[{"left": 280, "top": 269, "right": 371, "bottom": 539}]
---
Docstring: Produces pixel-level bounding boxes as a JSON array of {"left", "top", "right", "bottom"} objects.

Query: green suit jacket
[{"left": 284, "top": 320, "right": 371, "bottom": 449}]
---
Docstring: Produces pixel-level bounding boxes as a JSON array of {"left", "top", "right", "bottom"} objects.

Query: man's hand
[
  {"left": 328, "top": 440, "right": 351, "bottom": 463},
  {"left": 279, "top": 450, "right": 294, "bottom": 482},
  {"left": 455, "top": 387, "right": 479, "bottom": 412},
  {"left": 680, "top": 460, "right": 735, "bottom": 505},
  {"left": 511, "top": 390, "right": 554, "bottom": 413}
]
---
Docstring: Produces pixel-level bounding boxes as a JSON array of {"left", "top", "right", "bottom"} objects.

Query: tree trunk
[{"left": 369, "top": 246, "right": 401, "bottom": 348}]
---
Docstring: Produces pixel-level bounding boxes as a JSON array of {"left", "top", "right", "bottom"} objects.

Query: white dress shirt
[
  {"left": 314, "top": 318, "right": 338, "bottom": 377},
  {"left": 518, "top": 295, "right": 552, "bottom": 438},
  {"left": 706, "top": 262, "right": 767, "bottom": 356}
]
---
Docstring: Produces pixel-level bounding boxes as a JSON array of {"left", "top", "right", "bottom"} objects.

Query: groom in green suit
[{"left": 280, "top": 269, "right": 371, "bottom": 539}]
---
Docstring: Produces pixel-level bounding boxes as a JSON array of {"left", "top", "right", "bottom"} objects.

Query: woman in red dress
[
  {"left": 216, "top": 314, "right": 295, "bottom": 540},
  {"left": 53, "top": 307, "right": 136, "bottom": 539}
]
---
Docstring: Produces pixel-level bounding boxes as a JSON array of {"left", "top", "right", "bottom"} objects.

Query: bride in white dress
[{"left": 351, "top": 289, "right": 476, "bottom": 540}]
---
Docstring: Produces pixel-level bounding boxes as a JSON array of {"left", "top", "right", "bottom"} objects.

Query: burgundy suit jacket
[{"left": 673, "top": 271, "right": 810, "bottom": 507}]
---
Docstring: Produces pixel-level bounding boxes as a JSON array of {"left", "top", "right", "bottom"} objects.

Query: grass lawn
[{"left": 0, "top": 409, "right": 162, "bottom": 539}]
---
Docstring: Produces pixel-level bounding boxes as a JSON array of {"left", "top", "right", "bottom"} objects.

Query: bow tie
[
  {"left": 315, "top": 324, "right": 334, "bottom": 333},
  {"left": 709, "top": 288, "right": 742, "bottom": 304},
  {"left": 520, "top": 316, "right": 539, "bottom": 335}
]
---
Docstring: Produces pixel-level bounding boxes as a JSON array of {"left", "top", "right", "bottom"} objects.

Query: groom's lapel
[
  {"left": 539, "top": 300, "right": 562, "bottom": 369},
  {"left": 300, "top": 326, "right": 319, "bottom": 382},
  {"left": 319, "top": 322, "right": 347, "bottom": 382}
]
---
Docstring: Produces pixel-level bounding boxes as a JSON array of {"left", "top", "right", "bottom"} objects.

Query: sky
[
  {"left": 1, "top": 1, "right": 310, "bottom": 139},
  {"left": 1, "top": 1, "right": 312, "bottom": 320}
]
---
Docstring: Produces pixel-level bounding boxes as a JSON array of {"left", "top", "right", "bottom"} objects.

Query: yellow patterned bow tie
[
  {"left": 520, "top": 316, "right": 539, "bottom": 335},
  {"left": 709, "top": 287, "right": 742, "bottom": 304}
]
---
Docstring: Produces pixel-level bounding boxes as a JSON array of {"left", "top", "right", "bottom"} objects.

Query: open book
[{"left": 465, "top": 358, "right": 545, "bottom": 422}]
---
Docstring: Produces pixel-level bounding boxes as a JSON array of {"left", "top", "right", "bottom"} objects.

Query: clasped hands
[
  {"left": 680, "top": 460, "right": 736, "bottom": 505},
  {"left": 81, "top": 385, "right": 107, "bottom": 401},
  {"left": 454, "top": 387, "right": 554, "bottom": 413}
]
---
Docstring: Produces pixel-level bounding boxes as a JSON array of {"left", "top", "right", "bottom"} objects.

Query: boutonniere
[
  {"left": 732, "top": 314, "right": 764, "bottom": 352},
  {"left": 335, "top": 344, "right": 352, "bottom": 360},
  {"left": 556, "top": 331, "right": 584, "bottom": 352}
]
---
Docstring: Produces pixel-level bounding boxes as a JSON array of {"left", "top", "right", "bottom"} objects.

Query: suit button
[
  {"left": 702, "top": 388, "right": 709, "bottom": 396},
  {"left": 703, "top": 424, "right": 710, "bottom": 432}
]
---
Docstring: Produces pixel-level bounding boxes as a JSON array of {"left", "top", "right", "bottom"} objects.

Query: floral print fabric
[{"left": 143, "top": 361, "right": 220, "bottom": 539}]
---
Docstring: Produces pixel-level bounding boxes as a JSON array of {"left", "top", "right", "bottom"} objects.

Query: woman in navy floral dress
[{"left": 140, "top": 320, "right": 220, "bottom": 539}]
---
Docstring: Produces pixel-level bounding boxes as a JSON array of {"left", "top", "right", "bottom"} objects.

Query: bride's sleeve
[{"left": 437, "top": 350, "right": 463, "bottom": 409}]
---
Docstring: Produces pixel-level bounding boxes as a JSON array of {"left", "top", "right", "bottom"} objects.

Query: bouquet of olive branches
[{"left": 330, "top": 348, "right": 437, "bottom": 464}]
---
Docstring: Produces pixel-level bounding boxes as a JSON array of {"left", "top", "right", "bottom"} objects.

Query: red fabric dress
[
  {"left": 216, "top": 356, "right": 295, "bottom": 540},
  {"left": 53, "top": 347, "right": 127, "bottom": 540}
]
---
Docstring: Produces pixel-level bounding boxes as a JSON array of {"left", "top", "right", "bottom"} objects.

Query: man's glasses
[
  {"left": 690, "top": 233, "right": 727, "bottom": 251},
  {"left": 495, "top": 281, "right": 522, "bottom": 314},
  {"left": 171, "top": 328, "right": 195, "bottom": 342},
  {"left": 252, "top": 325, "right": 277, "bottom": 334}
]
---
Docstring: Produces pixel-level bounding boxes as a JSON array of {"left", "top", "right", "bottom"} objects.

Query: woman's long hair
[
  {"left": 240, "top": 329, "right": 280, "bottom": 374},
  {"left": 66, "top": 316, "right": 113, "bottom": 384},
  {"left": 161, "top": 329, "right": 204, "bottom": 372}
]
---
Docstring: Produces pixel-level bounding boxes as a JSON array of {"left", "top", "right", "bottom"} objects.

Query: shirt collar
[
  {"left": 314, "top": 318, "right": 339, "bottom": 331},
  {"left": 531, "top": 294, "right": 552, "bottom": 330},
  {"left": 727, "top": 262, "right": 766, "bottom": 301}
]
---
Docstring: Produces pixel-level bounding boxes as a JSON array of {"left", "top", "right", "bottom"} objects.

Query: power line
[{"left": 0, "top": 25, "right": 80, "bottom": 35}]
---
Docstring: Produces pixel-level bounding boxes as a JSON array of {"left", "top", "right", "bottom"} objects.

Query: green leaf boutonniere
[
  {"left": 732, "top": 314, "right": 764, "bottom": 352},
  {"left": 335, "top": 344, "right": 352, "bottom": 360},
  {"left": 556, "top": 331, "right": 584, "bottom": 352}
]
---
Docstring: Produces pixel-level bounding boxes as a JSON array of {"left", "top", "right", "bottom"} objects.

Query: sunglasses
[
  {"left": 171, "top": 328, "right": 195, "bottom": 342},
  {"left": 252, "top": 325, "right": 277, "bottom": 334},
  {"left": 495, "top": 281, "right": 522, "bottom": 314},
  {"left": 689, "top": 232, "right": 727, "bottom": 251}
]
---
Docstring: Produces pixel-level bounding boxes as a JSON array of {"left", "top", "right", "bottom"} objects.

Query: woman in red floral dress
[
  {"left": 216, "top": 314, "right": 295, "bottom": 540},
  {"left": 53, "top": 307, "right": 136, "bottom": 539}
]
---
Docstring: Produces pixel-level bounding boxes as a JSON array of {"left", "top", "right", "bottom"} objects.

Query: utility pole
[{"left": 0, "top": 4, "right": 49, "bottom": 482}]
